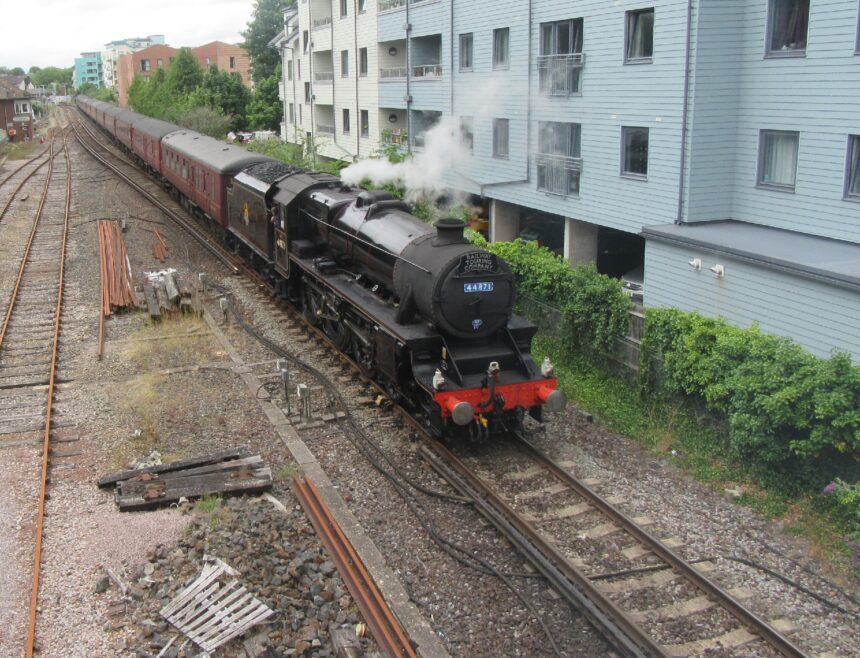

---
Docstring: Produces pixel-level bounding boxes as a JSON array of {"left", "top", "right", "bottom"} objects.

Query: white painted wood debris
[{"left": 161, "top": 555, "right": 275, "bottom": 653}]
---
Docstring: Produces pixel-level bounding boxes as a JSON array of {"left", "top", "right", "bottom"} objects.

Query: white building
[{"left": 101, "top": 35, "right": 166, "bottom": 91}]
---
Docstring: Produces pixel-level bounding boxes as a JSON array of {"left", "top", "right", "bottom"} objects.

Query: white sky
[{"left": 1, "top": 0, "right": 257, "bottom": 70}]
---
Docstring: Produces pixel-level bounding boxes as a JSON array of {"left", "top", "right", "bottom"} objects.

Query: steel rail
[
  {"left": 70, "top": 117, "right": 239, "bottom": 274},
  {"left": 292, "top": 476, "right": 418, "bottom": 658},
  {"left": 0, "top": 144, "right": 51, "bottom": 188},
  {"left": 513, "top": 433, "right": 809, "bottom": 658},
  {"left": 24, "top": 134, "right": 72, "bottom": 658},
  {"left": 0, "top": 143, "right": 58, "bottom": 222}
]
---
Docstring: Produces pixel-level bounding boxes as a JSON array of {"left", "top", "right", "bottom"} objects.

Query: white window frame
[
  {"left": 765, "top": 0, "right": 809, "bottom": 57},
  {"left": 358, "top": 0, "right": 367, "bottom": 13},
  {"left": 757, "top": 129, "right": 800, "bottom": 191},
  {"left": 459, "top": 33, "right": 473, "bottom": 71},
  {"left": 460, "top": 116, "right": 474, "bottom": 153},
  {"left": 288, "top": 103, "right": 295, "bottom": 123},
  {"left": 625, "top": 8, "right": 654, "bottom": 64},
  {"left": 844, "top": 135, "right": 860, "bottom": 201},
  {"left": 340, "top": 0, "right": 348, "bottom": 18},
  {"left": 492, "top": 118, "right": 509, "bottom": 159},
  {"left": 360, "top": 109, "right": 369, "bottom": 138},
  {"left": 359, "top": 48, "right": 368, "bottom": 77},
  {"left": 342, "top": 108, "right": 351, "bottom": 134},
  {"left": 492, "top": 28, "right": 510, "bottom": 70},
  {"left": 621, "top": 126, "right": 649, "bottom": 180},
  {"left": 341, "top": 50, "right": 349, "bottom": 77}
]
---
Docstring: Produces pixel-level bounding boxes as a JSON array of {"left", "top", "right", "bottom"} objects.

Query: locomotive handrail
[{"left": 299, "top": 208, "right": 433, "bottom": 275}]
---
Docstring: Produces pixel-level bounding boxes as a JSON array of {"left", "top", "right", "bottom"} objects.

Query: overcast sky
[{"left": 1, "top": 0, "right": 257, "bottom": 70}]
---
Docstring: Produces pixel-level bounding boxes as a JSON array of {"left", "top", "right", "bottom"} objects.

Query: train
[{"left": 75, "top": 96, "right": 565, "bottom": 440}]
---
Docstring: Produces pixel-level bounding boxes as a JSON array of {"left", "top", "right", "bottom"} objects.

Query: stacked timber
[
  {"left": 98, "top": 220, "right": 139, "bottom": 313},
  {"left": 152, "top": 229, "right": 169, "bottom": 262},
  {"left": 143, "top": 269, "right": 197, "bottom": 319},
  {"left": 97, "top": 447, "right": 273, "bottom": 511}
]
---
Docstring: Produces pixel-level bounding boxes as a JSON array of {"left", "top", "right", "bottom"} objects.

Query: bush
[
  {"left": 642, "top": 308, "right": 860, "bottom": 485},
  {"left": 473, "top": 237, "right": 630, "bottom": 355}
]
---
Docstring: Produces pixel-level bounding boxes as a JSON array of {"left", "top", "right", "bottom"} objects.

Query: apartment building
[
  {"left": 276, "top": 0, "right": 860, "bottom": 360},
  {"left": 73, "top": 52, "right": 103, "bottom": 88},
  {"left": 101, "top": 35, "right": 166, "bottom": 91}
]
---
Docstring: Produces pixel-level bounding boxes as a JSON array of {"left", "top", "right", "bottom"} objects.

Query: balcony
[
  {"left": 537, "top": 54, "right": 584, "bottom": 96},
  {"left": 312, "top": 16, "right": 332, "bottom": 30},
  {"left": 317, "top": 124, "right": 335, "bottom": 135},
  {"left": 379, "top": 66, "right": 407, "bottom": 80},
  {"left": 413, "top": 64, "right": 442, "bottom": 78},
  {"left": 378, "top": 0, "right": 435, "bottom": 12},
  {"left": 536, "top": 154, "right": 582, "bottom": 197},
  {"left": 314, "top": 70, "right": 334, "bottom": 81}
]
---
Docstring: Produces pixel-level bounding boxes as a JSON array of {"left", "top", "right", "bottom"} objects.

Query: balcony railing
[
  {"left": 317, "top": 124, "right": 335, "bottom": 135},
  {"left": 314, "top": 71, "right": 334, "bottom": 81},
  {"left": 537, "top": 53, "right": 585, "bottom": 96},
  {"left": 413, "top": 64, "right": 442, "bottom": 78},
  {"left": 536, "top": 153, "right": 582, "bottom": 196},
  {"left": 379, "top": 66, "right": 407, "bottom": 79},
  {"left": 378, "top": 0, "right": 434, "bottom": 11},
  {"left": 312, "top": 16, "right": 332, "bottom": 29},
  {"left": 379, "top": 65, "right": 442, "bottom": 80}
]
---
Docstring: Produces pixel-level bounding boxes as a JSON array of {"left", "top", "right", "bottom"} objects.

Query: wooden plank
[
  {"left": 143, "top": 284, "right": 160, "bottom": 319},
  {"left": 116, "top": 456, "right": 264, "bottom": 491},
  {"left": 331, "top": 624, "right": 361, "bottom": 658},
  {"left": 117, "top": 473, "right": 273, "bottom": 511},
  {"left": 118, "top": 466, "right": 270, "bottom": 496},
  {"left": 97, "top": 447, "right": 250, "bottom": 487}
]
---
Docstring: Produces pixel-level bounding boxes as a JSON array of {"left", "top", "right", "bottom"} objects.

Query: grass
[
  {"left": 534, "top": 333, "right": 858, "bottom": 577},
  {"left": 121, "top": 316, "right": 215, "bottom": 371},
  {"left": 0, "top": 140, "right": 40, "bottom": 160},
  {"left": 277, "top": 462, "right": 303, "bottom": 482}
]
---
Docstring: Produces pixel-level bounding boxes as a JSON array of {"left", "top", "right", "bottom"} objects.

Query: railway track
[
  {"left": 0, "top": 130, "right": 73, "bottom": 657},
  {"left": 71, "top": 106, "right": 813, "bottom": 658}
]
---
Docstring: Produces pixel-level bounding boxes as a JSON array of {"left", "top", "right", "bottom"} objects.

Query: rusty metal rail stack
[
  {"left": 97, "top": 219, "right": 139, "bottom": 358},
  {"left": 292, "top": 477, "right": 418, "bottom": 658}
]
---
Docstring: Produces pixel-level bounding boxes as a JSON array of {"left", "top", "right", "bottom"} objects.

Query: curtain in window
[
  {"left": 849, "top": 138, "right": 860, "bottom": 196},
  {"left": 627, "top": 10, "right": 654, "bottom": 60},
  {"left": 770, "top": 0, "right": 809, "bottom": 51},
  {"left": 761, "top": 132, "right": 798, "bottom": 186},
  {"left": 493, "top": 29, "right": 509, "bottom": 67}
]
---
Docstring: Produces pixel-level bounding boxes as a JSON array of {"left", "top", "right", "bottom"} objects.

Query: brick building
[{"left": 0, "top": 77, "right": 35, "bottom": 142}]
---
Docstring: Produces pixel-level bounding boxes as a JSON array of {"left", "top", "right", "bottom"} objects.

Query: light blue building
[
  {"left": 366, "top": 0, "right": 860, "bottom": 360},
  {"left": 73, "top": 52, "right": 103, "bottom": 89}
]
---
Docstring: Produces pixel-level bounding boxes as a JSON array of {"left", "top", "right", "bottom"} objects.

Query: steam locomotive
[{"left": 76, "top": 96, "right": 564, "bottom": 439}]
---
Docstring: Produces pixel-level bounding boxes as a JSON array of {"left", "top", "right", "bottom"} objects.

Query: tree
[
  {"left": 175, "top": 106, "right": 232, "bottom": 138},
  {"left": 242, "top": 0, "right": 293, "bottom": 84},
  {"left": 192, "top": 65, "right": 250, "bottom": 130},
  {"left": 31, "top": 67, "right": 73, "bottom": 87},
  {"left": 246, "top": 67, "right": 282, "bottom": 131},
  {"left": 166, "top": 48, "right": 203, "bottom": 97},
  {"left": 0, "top": 66, "right": 25, "bottom": 75}
]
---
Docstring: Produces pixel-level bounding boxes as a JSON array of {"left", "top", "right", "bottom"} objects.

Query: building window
[
  {"left": 157, "top": 58, "right": 164, "bottom": 68},
  {"left": 492, "top": 118, "right": 509, "bottom": 158},
  {"left": 298, "top": 61, "right": 301, "bottom": 79},
  {"left": 360, "top": 110, "right": 369, "bottom": 137},
  {"left": 539, "top": 19, "right": 584, "bottom": 95},
  {"left": 459, "top": 33, "right": 473, "bottom": 71},
  {"left": 343, "top": 109, "right": 350, "bottom": 134},
  {"left": 304, "top": 82, "right": 311, "bottom": 103},
  {"left": 303, "top": 31, "right": 309, "bottom": 53},
  {"left": 767, "top": 0, "right": 809, "bottom": 55},
  {"left": 625, "top": 8, "right": 654, "bottom": 63},
  {"left": 493, "top": 28, "right": 510, "bottom": 69},
  {"left": 341, "top": 50, "right": 349, "bottom": 77},
  {"left": 758, "top": 130, "right": 799, "bottom": 190},
  {"left": 621, "top": 127, "right": 649, "bottom": 178},
  {"left": 359, "top": 0, "right": 367, "bottom": 12},
  {"left": 140, "top": 59, "right": 151, "bottom": 72},
  {"left": 460, "top": 117, "right": 474, "bottom": 153},
  {"left": 359, "top": 48, "right": 368, "bottom": 76},
  {"left": 846, "top": 136, "right": 860, "bottom": 199},
  {"left": 287, "top": 61, "right": 293, "bottom": 81},
  {"left": 289, "top": 103, "right": 295, "bottom": 122},
  {"left": 206, "top": 57, "right": 211, "bottom": 66},
  {"left": 299, "top": 104, "right": 303, "bottom": 122},
  {"left": 230, "top": 56, "right": 236, "bottom": 68},
  {"left": 340, "top": 0, "right": 348, "bottom": 17},
  {"left": 537, "top": 122, "right": 582, "bottom": 196}
]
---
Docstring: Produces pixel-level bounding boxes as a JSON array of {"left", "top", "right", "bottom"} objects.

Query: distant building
[
  {"left": 74, "top": 52, "right": 102, "bottom": 88},
  {"left": 115, "top": 41, "right": 253, "bottom": 107},
  {"left": 0, "top": 77, "right": 35, "bottom": 142},
  {"left": 101, "top": 35, "right": 166, "bottom": 91}
]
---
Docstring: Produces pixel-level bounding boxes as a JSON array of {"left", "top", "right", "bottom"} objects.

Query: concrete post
[
  {"left": 564, "top": 218, "right": 599, "bottom": 266},
  {"left": 489, "top": 199, "right": 520, "bottom": 243}
]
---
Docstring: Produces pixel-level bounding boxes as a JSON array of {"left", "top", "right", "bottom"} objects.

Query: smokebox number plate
[
  {"left": 464, "top": 282, "right": 494, "bottom": 293},
  {"left": 458, "top": 252, "right": 498, "bottom": 273}
]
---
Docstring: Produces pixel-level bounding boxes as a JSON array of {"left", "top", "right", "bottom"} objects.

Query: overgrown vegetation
[{"left": 77, "top": 83, "right": 115, "bottom": 102}]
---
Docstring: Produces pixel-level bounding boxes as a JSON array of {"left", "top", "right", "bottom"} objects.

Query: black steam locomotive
[{"left": 76, "top": 96, "right": 564, "bottom": 439}]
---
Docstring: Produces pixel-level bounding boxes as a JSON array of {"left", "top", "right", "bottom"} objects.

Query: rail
[
  {"left": 535, "top": 153, "right": 582, "bottom": 197},
  {"left": 379, "top": 65, "right": 442, "bottom": 79},
  {"left": 312, "top": 15, "right": 332, "bottom": 29},
  {"left": 292, "top": 477, "right": 418, "bottom": 658},
  {"left": 313, "top": 70, "right": 334, "bottom": 81},
  {"left": 316, "top": 123, "right": 335, "bottom": 135},
  {"left": 537, "top": 53, "right": 585, "bottom": 96}
]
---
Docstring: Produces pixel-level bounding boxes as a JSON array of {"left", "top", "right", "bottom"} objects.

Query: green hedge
[
  {"left": 473, "top": 237, "right": 631, "bottom": 354},
  {"left": 641, "top": 308, "right": 860, "bottom": 485}
]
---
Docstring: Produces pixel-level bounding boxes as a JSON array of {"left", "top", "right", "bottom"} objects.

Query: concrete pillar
[
  {"left": 564, "top": 218, "right": 599, "bottom": 266},
  {"left": 489, "top": 199, "right": 520, "bottom": 243}
]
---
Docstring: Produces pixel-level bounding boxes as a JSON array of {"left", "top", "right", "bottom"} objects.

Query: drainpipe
[
  {"left": 526, "top": 0, "right": 532, "bottom": 179},
  {"left": 449, "top": 0, "right": 454, "bottom": 116},
  {"left": 405, "top": 0, "right": 412, "bottom": 154},
  {"left": 281, "top": 36, "right": 289, "bottom": 142},
  {"left": 308, "top": 2, "right": 316, "bottom": 166},
  {"left": 355, "top": 0, "right": 360, "bottom": 159},
  {"left": 676, "top": 0, "right": 693, "bottom": 224}
]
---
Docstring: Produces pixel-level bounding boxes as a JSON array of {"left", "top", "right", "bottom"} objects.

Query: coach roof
[
  {"left": 133, "top": 116, "right": 182, "bottom": 141},
  {"left": 161, "top": 131, "right": 272, "bottom": 174}
]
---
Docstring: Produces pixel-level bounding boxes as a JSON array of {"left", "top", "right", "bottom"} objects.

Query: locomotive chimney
[{"left": 433, "top": 218, "right": 466, "bottom": 246}]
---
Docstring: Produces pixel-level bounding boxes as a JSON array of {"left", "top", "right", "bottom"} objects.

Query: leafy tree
[
  {"left": 31, "top": 66, "right": 73, "bottom": 87},
  {"left": 192, "top": 65, "right": 250, "bottom": 130},
  {"left": 0, "top": 66, "right": 25, "bottom": 75},
  {"left": 246, "top": 67, "right": 282, "bottom": 131},
  {"left": 242, "top": 0, "right": 293, "bottom": 84},
  {"left": 166, "top": 48, "right": 203, "bottom": 97},
  {"left": 175, "top": 106, "right": 232, "bottom": 138},
  {"left": 28, "top": 66, "right": 41, "bottom": 74}
]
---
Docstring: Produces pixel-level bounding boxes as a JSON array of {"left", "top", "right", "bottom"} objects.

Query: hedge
[{"left": 641, "top": 308, "right": 860, "bottom": 485}]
